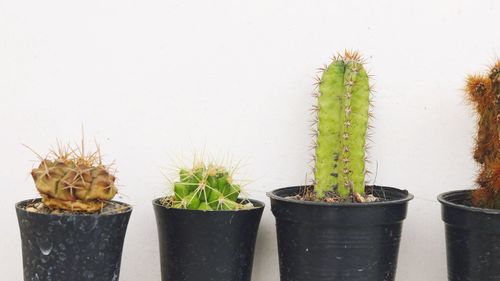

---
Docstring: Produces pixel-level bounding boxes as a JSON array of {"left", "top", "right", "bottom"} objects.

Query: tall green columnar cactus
[{"left": 314, "top": 51, "right": 371, "bottom": 199}]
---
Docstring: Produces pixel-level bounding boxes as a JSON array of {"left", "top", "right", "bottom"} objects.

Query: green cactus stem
[
  {"left": 164, "top": 162, "right": 252, "bottom": 211},
  {"left": 313, "top": 51, "right": 371, "bottom": 199}
]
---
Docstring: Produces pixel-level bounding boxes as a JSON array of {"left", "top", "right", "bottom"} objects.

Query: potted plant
[
  {"left": 153, "top": 160, "right": 265, "bottom": 281},
  {"left": 16, "top": 141, "right": 132, "bottom": 281},
  {"left": 267, "top": 51, "right": 413, "bottom": 281},
  {"left": 438, "top": 61, "right": 500, "bottom": 280}
]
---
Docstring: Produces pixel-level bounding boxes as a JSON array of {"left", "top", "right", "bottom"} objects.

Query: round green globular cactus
[
  {"left": 164, "top": 162, "right": 250, "bottom": 211},
  {"left": 313, "top": 51, "right": 371, "bottom": 199}
]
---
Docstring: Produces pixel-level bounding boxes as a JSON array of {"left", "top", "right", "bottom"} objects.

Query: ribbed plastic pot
[
  {"left": 15, "top": 199, "right": 132, "bottom": 281},
  {"left": 153, "top": 198, "right": 264, "bottom": 281},
  {"left": 438, "top": 190, "right": 500, "bottom": 281},
  {"left": 268, "top": 185, "right": 413, "bottom": 281}
]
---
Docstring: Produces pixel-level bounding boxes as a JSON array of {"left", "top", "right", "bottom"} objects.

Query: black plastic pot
[
  {"left": 438, "top": 190, "right": 500, "bottom": 281},
  {"left": 268, "top": 185, "right": 413, "bottom": 281},
  {"left": 153, "top": 198, "right": 264, "bottom": 281},
  {"left": 15, "top": 199, "right": 132, "bottom": 281}
]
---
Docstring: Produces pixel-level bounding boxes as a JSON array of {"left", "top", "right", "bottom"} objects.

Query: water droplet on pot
[{"left": 37, "top": 237, "right": 53, "bottom": 255}]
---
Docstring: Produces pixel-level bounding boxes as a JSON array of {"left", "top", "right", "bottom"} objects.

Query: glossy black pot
[
  {"left": 153, "top": 198, "right": 264, "bottom": 281},
  {"left": 439, "top": 190, "right": 500, "bottom": 281},
  {"left": 15, "top": 199, "right": 132, "bottom": 281},
  {"left": 268, "top": 185, "right": 413, "bottom": 281}
]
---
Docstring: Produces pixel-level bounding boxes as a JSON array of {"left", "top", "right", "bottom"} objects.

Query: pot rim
[
  {"left": 15, "top": 198, "right": 132, "bottom": 217},
  {"left": 438, "top": 189, "right": 500, "bottom": 215},
  {"left": 152, "top": 197, "right": 265, "bottom": 212},
  {"left": 267, "top": 185, "right": 413, "bottom": 207}
]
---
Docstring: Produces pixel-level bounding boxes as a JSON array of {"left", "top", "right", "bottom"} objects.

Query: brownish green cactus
[
  {"left": 466, "top": 61, "right": 500, "bottom": 209},
  {"left": 30, "top": 143, "right": 117, "bottom": 212}
]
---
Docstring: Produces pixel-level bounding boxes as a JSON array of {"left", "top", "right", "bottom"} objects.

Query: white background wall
[{"left": 1, "top": 0, "right": 499, "bottom": 280}]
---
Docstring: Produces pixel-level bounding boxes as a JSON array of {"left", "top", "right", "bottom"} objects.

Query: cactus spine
[
  {"left": 313, "top": 51, "right": 371, "bottom": 199},
  {"left": 467, "top": 61, "right": 500, "bottom": 209},
  {"left": 30, "top": 143, "right": 117, "bottom": 212},
  {"left": 165, "top": 162, "right": 250, "bottom": 211}
]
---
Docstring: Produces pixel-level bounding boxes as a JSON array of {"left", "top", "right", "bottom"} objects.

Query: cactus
[
  {"left": 313, "top": 51, "right": 372, "bottom": 200},
  {"left": 466, "top": 61, "right": 500, "bottom": 209},
  {"left": 163, "top": 162, "right": 251, "bottom": 211},
  {"left": 30, "top": 143, "right": 117, "bottom": 212}
]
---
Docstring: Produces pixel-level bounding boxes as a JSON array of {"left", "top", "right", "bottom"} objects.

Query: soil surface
[
  {"left": 160, "top": 195, "right": 256, "bottom": 210},
  {"left": 290, "top": 186, "right": 384, "bottom": 203},
  {"left": 23, "top": 200, "right": 129, "bottom": 215}
]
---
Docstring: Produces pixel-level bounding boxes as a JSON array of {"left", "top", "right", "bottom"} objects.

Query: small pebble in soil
[{"left": 26, "top": 207, "right": 38, "bottom": 213}]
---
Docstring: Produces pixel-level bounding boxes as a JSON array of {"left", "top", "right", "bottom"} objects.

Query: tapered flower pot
[
  {"left": 152, "top": 198, "right": 264, "bottom": 281},
  {"left": 438, "top": 190, "right": 500, "bottom": 281},
  {"left": 268, "top": 185, "right": 413, "bottom": 281},
  {"left": 15, "top": 199, "right": 132, "bottom": 281}
]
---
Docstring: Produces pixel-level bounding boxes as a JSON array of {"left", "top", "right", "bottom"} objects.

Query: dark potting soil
[
  {"left": 159, "top": 195, "right": 258, "bottom": 210},
  {"left": 288, "top": 185, "right": 388, "bottom": 203},
  {"left": 22, "top": 200, "right": 129, "bottom": 215}
]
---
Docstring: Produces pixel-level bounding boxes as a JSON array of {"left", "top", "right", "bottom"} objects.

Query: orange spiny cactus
[{"left": 467, "top": 61, "right": 500, "bottom": 209}]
